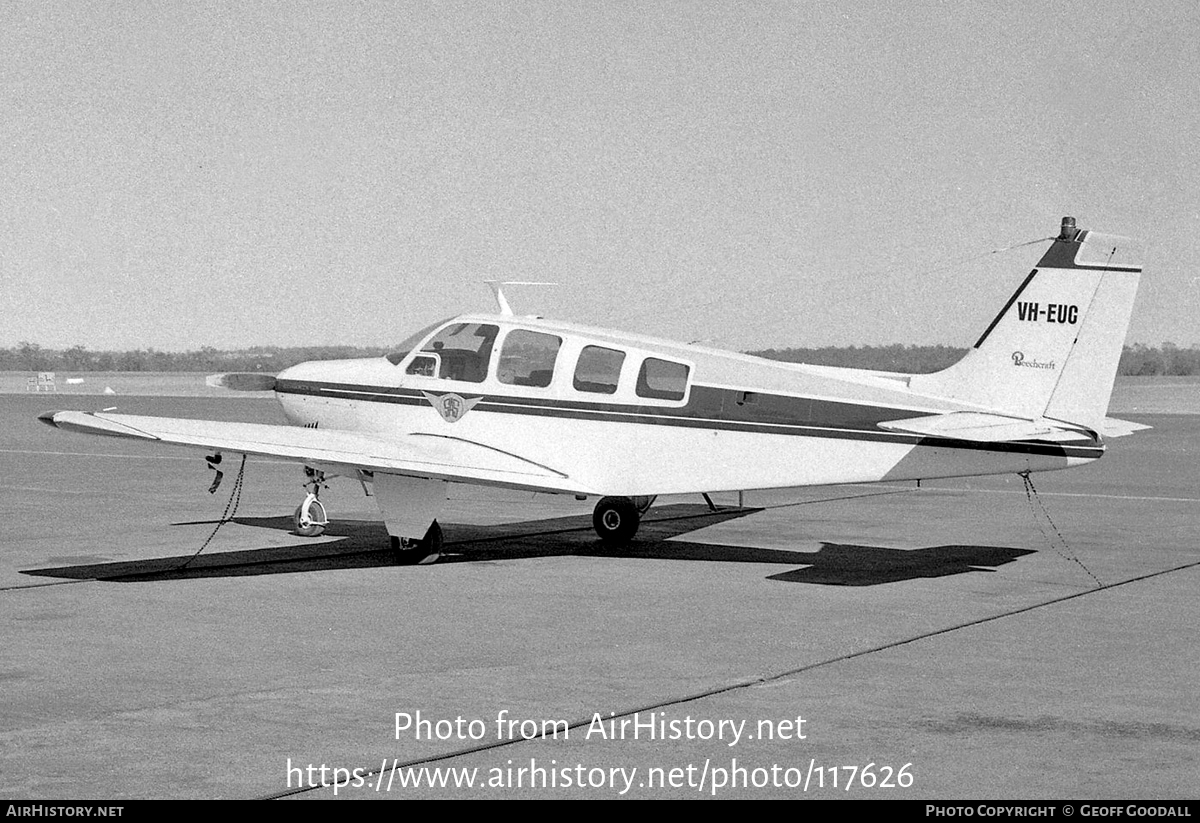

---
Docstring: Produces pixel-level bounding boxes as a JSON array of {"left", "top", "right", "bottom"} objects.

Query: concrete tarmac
[{"left": 1, "top": 393, "right": 1196, "bottom": 799}]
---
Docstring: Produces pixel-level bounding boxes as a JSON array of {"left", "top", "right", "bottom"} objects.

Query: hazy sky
[{"left": 3, "top": 1, "right": 1197, "bottom": 352}]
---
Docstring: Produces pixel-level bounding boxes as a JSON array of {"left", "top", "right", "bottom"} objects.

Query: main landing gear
[
  {"left": 592, "top": 495, "right": 655, "bottom": 545},
  {"left": 293, "top": 467, "right": 329, "bottom": 537}
]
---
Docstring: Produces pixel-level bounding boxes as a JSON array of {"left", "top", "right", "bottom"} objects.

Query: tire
[
  {"left": 391, "top": 520, "right": 443, "bottom": 565},
  {"left": 593, "top": 496, "right": 640, "bottom": 544},
  {"left": 293, "top": 499, "right": 327, "bottom": 537}
]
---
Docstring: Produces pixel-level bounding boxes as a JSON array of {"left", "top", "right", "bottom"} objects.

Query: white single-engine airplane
[{"left": 40, "top": 217, "right": 1147, "bottom": 564}]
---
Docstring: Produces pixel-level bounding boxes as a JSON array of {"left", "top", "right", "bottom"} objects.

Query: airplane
[{"left": 38, "top": 217, "right": 1147, "bottom": 565}]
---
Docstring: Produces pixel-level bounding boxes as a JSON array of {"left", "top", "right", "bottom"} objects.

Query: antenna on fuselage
[{"left": 483, "top": 281, "right": 558, "bottom": 317}]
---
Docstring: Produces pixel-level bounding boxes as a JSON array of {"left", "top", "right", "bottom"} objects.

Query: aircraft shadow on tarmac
[{"left": 22, "top": 503, "right": 1034, "bottom": 586}]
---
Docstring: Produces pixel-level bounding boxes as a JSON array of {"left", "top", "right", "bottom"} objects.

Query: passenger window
[
  {"left": 498, "top": 330, "right": 562, "bottom": 388},
  {"left": 573, "top": 346, "right": 625, "bottom": 394},
  {"left": 418, "top": 323, "right": 498, "bottom": 383},
  {"left": 636, "top": 358, "right": 689, "bottom": 401}
]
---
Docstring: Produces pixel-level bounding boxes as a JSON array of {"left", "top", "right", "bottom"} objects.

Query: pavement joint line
[
  {"left": 258, "top": 556, "right": 1200, "bottom": 799},
  {"left": 755, "top": 488, "right": 915, "bottom": 511},
  {"left": 935, "top": 488, "right": 1200, "bottom": 504},
  {"left": 832, "top": 482, "right": 1200, "bottom": 504},
  {"left": 0, "top": 579, "right": 94, "bottom": 592},
  {"left": 0, "top": 449, "right": 292, "bottom": 465},
  {"left": 0, "top": 449, "right": 200, "bottom": 461}
]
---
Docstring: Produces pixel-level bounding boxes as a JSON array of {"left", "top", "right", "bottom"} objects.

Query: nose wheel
[
  {"left": 293, "top": 468, "right": 329, "bottom": 537},
  {"left": 293, "top": 495, "right": 327, "bottom": 537}
]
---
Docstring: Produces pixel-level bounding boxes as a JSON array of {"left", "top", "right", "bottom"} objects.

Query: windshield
[{"left": 385, "top": 319, "right": 451, "bottom": 366}]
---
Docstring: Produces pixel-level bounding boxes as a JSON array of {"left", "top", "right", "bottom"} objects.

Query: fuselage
[{"left": 270, "top": 314, "right": 1102, "bottom": 497}]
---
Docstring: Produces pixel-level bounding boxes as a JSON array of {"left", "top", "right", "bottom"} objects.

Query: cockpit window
[
  {"left": 573, "top": 345, "right": 625, "bottom": 394},
  {"left": 415, "top": 323, "right": 499, "bottom": 383},
  {"left": 405, "top": 354, "right": 438, "bottom": 376},
  {"left": 498, "top": 330, "right": 562, "bottom": 388},
  {"left": 385, "top": 319, "right": 448, "bottom": 366},
  {"left": 636, "top": 357, "right": 689, "bottom": 401}
]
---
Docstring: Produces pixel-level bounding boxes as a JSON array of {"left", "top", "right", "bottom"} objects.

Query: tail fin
[{"left": 909, "top": 218, "right": 1143, "bottom": 430}]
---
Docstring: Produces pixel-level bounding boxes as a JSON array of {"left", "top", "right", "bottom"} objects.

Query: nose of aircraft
[
  {"left": 274, "top": 357, "right": 387, "bottom": 385},
  {"left": 275, "top": 360, "right": 325, "bottom": 383},
  {"left": 273, "top": 363, "right": 299, "bottom": 383}
]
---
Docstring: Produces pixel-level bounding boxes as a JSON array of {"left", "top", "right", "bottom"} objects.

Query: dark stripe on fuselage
[{"left": 273, "top": 379, "right": 1104, "bottom": 460}]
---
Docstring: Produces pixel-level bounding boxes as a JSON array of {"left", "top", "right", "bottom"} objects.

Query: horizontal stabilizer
[
  {"left": 1098, "top": 417, "right": 1152, "bottom": 438},
  {"left": 206, "top": 373, "right": 278, "bottom": 392},
  {"left": 878, "top": 412, "right": 1092, "bottom": 443}
]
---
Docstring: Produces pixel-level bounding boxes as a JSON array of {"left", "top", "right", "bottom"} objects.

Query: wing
[{"left": 38, "top": 411, "right": 595, "bottom": 495}]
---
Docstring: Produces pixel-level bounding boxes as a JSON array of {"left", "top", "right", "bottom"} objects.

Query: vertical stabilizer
[{"left": 909, "top": 219, "right": 1143, "bottom": 430}]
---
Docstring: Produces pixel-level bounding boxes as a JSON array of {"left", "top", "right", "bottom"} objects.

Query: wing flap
[{"left": 39, "top": 411, "right": 593, "bottom": 494}]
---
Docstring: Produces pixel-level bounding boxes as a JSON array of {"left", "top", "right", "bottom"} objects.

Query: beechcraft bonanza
[{"left": 40, "top": 218, "right": 1147, "bottom": 564}]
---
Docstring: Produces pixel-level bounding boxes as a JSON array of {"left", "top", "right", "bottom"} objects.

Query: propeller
[{"left": 205, "top": 372, "right": 278, "bottom": 392}]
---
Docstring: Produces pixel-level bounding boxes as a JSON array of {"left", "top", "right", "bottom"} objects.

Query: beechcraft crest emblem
[{"left": 422, "top": 392, "right": 482, "bottom": 423}]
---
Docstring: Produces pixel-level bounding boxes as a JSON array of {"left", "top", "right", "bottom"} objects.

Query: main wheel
[
  {"left": 293, "top": 498, "right": 327, "bottom": 537},
  {"left": 391, "top": 520, "right": 443, "bottom": 565},
  {"left": 593, "top": 496, "right": 640, "bottom": 544}
]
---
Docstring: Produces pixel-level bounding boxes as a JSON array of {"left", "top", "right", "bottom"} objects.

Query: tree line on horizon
[
  {"left": 748, "top": 342, "right": 1200, "bottom": 376},
  {"left": 2, "top": 341, "right": 1197, "bottom": 377}
]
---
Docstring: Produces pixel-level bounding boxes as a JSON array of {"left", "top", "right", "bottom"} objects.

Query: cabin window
[
  {"left": 636, "top": 357, "right": 689, "bottom": 401},
  {"left": 573, "top": 345, "right": 625, "bottom": 395},
  {"left": 416, "top": 323, "right": 498, "bottom": 383},
  {"left": 498, "top": 330, "right": 562, "bottom": 388}
]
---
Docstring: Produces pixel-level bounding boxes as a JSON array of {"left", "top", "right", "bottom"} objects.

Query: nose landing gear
[{"left": 293, "top": 467, "right": 329, "bottom": 537}]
